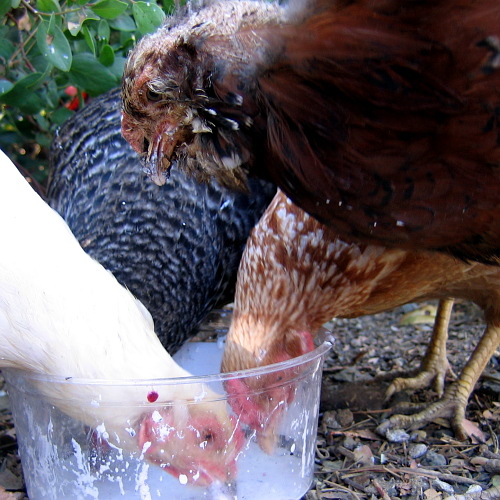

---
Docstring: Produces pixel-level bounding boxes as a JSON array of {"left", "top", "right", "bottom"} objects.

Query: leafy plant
[{"left": 0, "top": 0, "right": 173, "bottom": 185}]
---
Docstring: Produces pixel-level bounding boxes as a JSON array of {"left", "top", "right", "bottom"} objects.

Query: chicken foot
[
  {"left": 386, "top": 299, "right": 456, "bottom": 400},
  {"left": 378, "top": 317, "right": 500, "bottom": 440}
]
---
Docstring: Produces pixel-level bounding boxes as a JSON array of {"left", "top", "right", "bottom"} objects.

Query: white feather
[{"left": 0, "top": 149, "right": 227, "bottom": 451}]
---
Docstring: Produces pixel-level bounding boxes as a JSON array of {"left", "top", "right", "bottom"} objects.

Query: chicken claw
[
  {"left": 378, "top": 382, "right": 469, "bottom": 439},
  {"left": 386, "top": 299, "right": 455, "bottom": 400},
  {"left": 378, "top": 318, "right": 500, "bottom": 440}
]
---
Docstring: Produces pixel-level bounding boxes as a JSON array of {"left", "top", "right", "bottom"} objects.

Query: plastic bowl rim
[{"left": 2, "top": 333, "right": 334, "bottom": 387}]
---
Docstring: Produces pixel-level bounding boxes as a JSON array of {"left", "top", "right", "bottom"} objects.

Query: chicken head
[
  {"left": 121, "top": 0, "right": 284, "bottom": 189},
  {"left": 221, "top": 189, "right": 500, "bottom": 445},
  {"left": 122, "top": 0, "right": 500, "bottom": 265},
  {"left": 222, "top": 322, "right": 316, "bottom": 452},
  {"left": 138, "top": 402, "right": 244, "bottom": 487}
]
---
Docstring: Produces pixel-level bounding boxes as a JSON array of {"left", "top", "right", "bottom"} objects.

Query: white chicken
[{"left": 0, "top": 149, "right": 243, "bottom": 487}]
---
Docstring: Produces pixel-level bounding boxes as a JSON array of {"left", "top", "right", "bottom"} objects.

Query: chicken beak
[
  {"left": 225, "top": 377, "right": 293, "bottom": 455},
  {"left": 144, "top": 157, "right": 170, "bottom": 187},
  {"left": 141, "top": 121, "right": 183, "bottom": 186},
  {"left": 141, "top": 135, "right": 172, "bottom": 187}
]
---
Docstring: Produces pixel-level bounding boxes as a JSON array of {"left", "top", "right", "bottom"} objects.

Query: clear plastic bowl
[{"left": 3, "top": 333, "right": 332, "bottom": 500}]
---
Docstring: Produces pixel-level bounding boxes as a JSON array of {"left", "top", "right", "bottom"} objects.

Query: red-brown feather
[
  {"left": 221, "top": 190, "right": 500, "bottom": 444},
  {"left": 121, "top": 0, "right": 500, "bottom": 262},
  {"left": 248, "top": 0, "right": 500, "bottom": 262}
]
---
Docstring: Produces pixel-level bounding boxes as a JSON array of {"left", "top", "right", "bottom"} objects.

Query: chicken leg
[
  {"left": 386, "top": 298, "right": 455, "bottom": 400},
  {"left": 378, "top": 315, "right": 500, "bottom": 439}
]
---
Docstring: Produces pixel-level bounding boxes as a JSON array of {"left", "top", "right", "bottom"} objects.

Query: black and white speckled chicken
[{"left": 48, "top": 88, "right": 275, "bottom": 351}]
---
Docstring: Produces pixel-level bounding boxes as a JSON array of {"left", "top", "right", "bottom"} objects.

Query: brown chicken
[
  {"left": 121, "top": 0, "right": 500, "bottom": 264},
  {"left": 221, "top": 190, "right": 500, "bottom": 449}
]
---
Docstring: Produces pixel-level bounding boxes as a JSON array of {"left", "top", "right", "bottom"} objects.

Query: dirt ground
[
  {"left": 310, "top": 300, "right": 500, "bottom": 500},
  {"left": 0, "top": 300, "right": 498, "bottom": 500}
]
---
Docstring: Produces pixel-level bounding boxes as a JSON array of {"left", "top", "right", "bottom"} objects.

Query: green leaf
[
  {"left": 34, "top": 113, "right": 50, "bottom": 131},
  {"left": 45, "top": 79, "right": 60, "bottom": 108},
  {"left": 8, "top": 72, "right": 45, "bottom": 91},
  {"left": 36, "top": 18, "right": 72, "bottom": 71},
  {"left": 0, "top": 80, "right": 13, "bottom": 95},
  {"left": 162, "top": 0, "right": 176, "bottom": 14},
  {"left": 0, "top": 0, "right": 11, "bottom": 18},
  {"left": 36, "top": 0, "right": 60, "bottom": 12},
  {"left": 66, "top": 8, "right": 99, "bottom": 36},
  {"left": 107, "top": 54, "right": 126, "bottom": 79},
  {"left": 34, "top": 132, "right": 52, "bottom": 148},
  {"left": 91, "top": 0, "right": 128, "bottom": 19},
  {"left": 132, "top": 1, "right": 165, "bottom": 35},
  {"left": 0, "top": 39, "right": 15, "bottom": 60},
  {"left": 99, "top": 44, "right": 114, "bottom": 66},
  {"left": 81, "top": 24, "right": 96, "bottom": 55},
  {"left": 96, "top": 19, "right": 110, "bottom": 41},
  {"left": 108, "top": 13, "right": 135, "bottom": 31},
  {"left": 47, "top": 10, "right": 56, "bottom": 30},
  {"left": 69, "top": 53, "right": 117, "bottom": 95},
  {"left": 0, "top": 74, "right": 45, "bottom": 114},
  {"left": 51, "top": 107, "right": 74, "bottom": 126},
  {"left": 118, "top": 29, "right": 136, "bottom": 46}
]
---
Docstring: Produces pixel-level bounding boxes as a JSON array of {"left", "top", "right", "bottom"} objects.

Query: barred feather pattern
[{"left": 48, "top": 89, "right": 275, "bottom": 352}]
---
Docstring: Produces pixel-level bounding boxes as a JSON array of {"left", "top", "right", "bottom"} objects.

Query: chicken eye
[{"left": 146, "top": 89, "right": 162, "bottom": 102}]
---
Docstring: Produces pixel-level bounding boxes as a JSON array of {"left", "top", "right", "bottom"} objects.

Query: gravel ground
[
  {"left": 0, "top": 300, "right": 498, "bottom": 499},
  {"left": 311, "top": 300, "right": 500, "bottom": 500}
]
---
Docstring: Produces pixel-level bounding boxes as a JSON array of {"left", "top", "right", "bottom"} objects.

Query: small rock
[
  {"left": 322, "top": 411, "right": 341, "bottom": 429},
  {"left": 342, "top": 436, "right": 357, "bottom": 450},
  {"left": 484, "top": 458, "right": 500, "bottom": 474},
  {"left": 432, "top": 478, "right": 455, "bottom": 495},
  {"left": 422, "top": 450, "right": 447, "bottom": 467},
  {"left": 384, "top": 428, "right": 410, "bottom": 443},
  {"left": 391, "top": 358, "right": 405, "bottom": 368},
  {"left": 320, "top": 460, "right": 343, "bottom": 471},
  {"left": 0, "top": 468, "right": 23, "bottom": 491},
  {"left": 305, "top": 490, "right": 319, "bottom": 500},
  {"left": 353, "top": 444, "right": 374, "bottom": 466},
  {"left": 434, "top": 428, "right": 455, "bottom": 439},
  {"left": 365, "top": 477, "right": 398, "bottom": 498},
  {"left": 336, "top": 409, "right": 354, "bottom": 427},
  {"left": 322, "top": 409, "right": 354, "bottom": 429},
  {"left": 465, "top": 485, "right": 483, "bottom": 494},
  {"left": 408, "top": 443, "right": 428, "bottom": 459},
  {"left": 332, "top": 367, "right": 367, "bottom": 383},
  {"left": 410, "top": 430, "right": 427, "bottom": 442}
]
